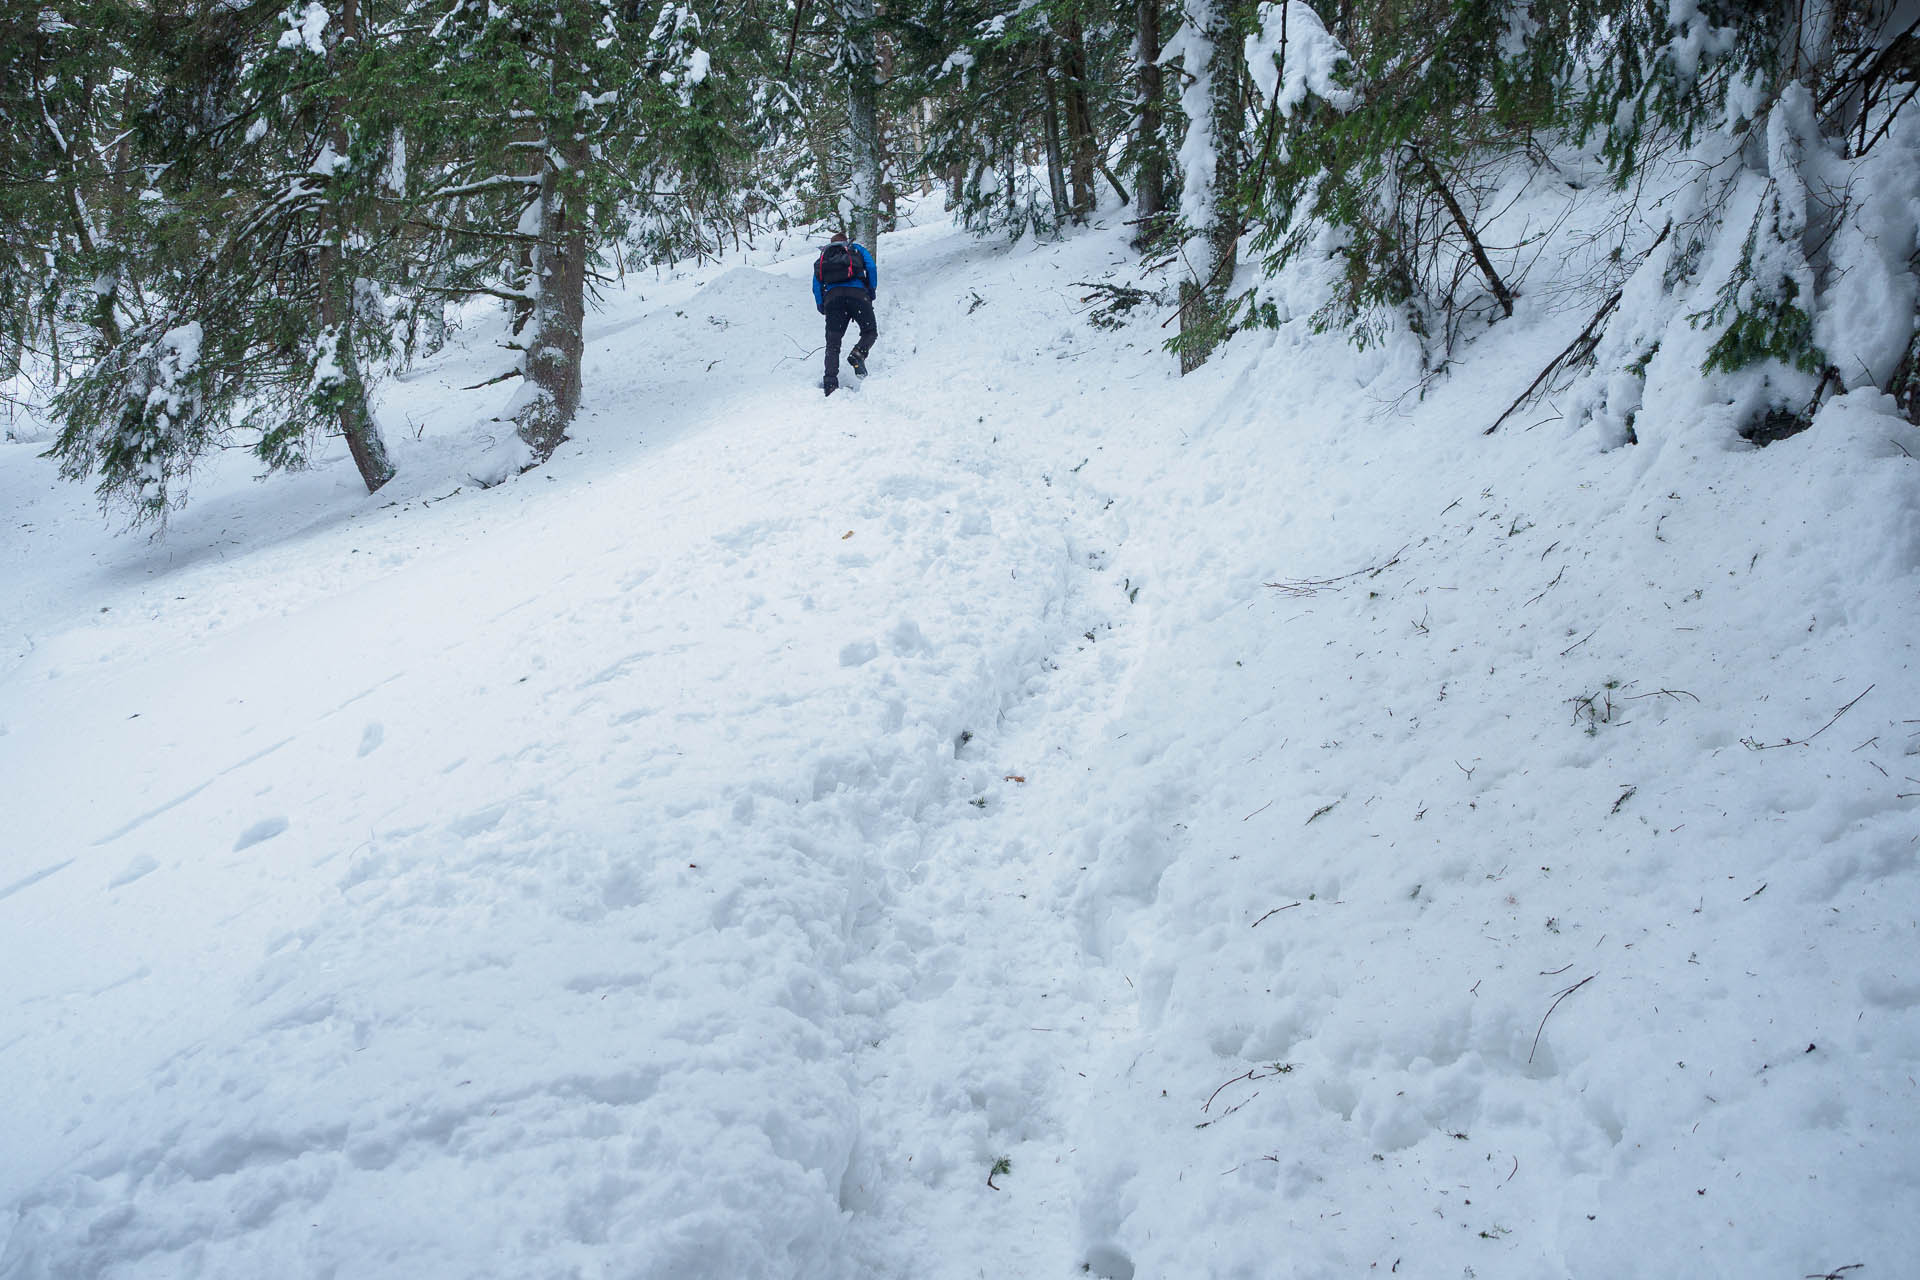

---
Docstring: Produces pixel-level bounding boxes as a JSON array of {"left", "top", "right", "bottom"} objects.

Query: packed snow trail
[
  {"left": 3, "top": 201, "right": 1918, "bottom": 1278},
  {"left": 0, "top": 215, "right": 1170, "bottom": 1277}
]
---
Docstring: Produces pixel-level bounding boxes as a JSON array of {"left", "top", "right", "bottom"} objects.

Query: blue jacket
[{"left": 812, "top": 242, "right": 876, "bottom": 311}]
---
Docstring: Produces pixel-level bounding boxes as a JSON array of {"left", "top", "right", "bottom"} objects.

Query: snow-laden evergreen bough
[{"left": 1220, "top": 0, "right": 1920, "bottom": 438}]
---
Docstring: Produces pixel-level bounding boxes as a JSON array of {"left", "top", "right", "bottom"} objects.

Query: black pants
[{"left": 823, "top": 291, "right": 877, "bottom": 385}]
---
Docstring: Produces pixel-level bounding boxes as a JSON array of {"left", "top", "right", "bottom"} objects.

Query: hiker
[{"left": 812, "top": 232, "right": 877, "bottom": 396}]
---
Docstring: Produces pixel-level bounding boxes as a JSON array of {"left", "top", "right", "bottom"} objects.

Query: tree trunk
[
  {"left": 1132, "top": 0, "right": 1169, "bottom": 248},
  {"left": 1040, "top": 39, "right": 1071, "bottom": 226},
  {"left": 321, "top": 0, "right": 394, "bottom": 492},
  {"left": 516, "top": 133, "right": 588, "bottom": 461},
  {"left": 878, "top": 33, "right": 899, "bottom": 229},
  {"left": 1413, "top": 148, "right": 1513, "bottom": 319},
  {"left": 844, "top": 0, "right": 881, "bottom": 264},
  {"left": 1176, "top": 0, "right": 1245, "bottom": 373},
  {"left": 1060, "top": 16, "right": 1098, "bottom": 219}
]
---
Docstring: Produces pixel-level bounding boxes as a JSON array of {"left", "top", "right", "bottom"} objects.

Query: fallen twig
[
  {"left": 460, "top": 367, "right": 522, "bottom": 390},
  {"left": 1251, "top": 902, "right": 1301, "bottom": 927},
  {"left": 1265, "top": 545, "right": 1408, "bottom": 596},
  {"left": 1743, "top": 684, "right": 1874, "bottom": 750},
  {"left": 1525, "top": 565, "right": 1565, "bottom": 606},
  {"left": 1485, "top": 223, "right": 1671, "bottom": 437},
  {"left": 1203, "top": 1062, "right": 1294, "bottom": 1113},
  {"left": 1529, "top": 973, "right": 1595, "bottom": 1063}
]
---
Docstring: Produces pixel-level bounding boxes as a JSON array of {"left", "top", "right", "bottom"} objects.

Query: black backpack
[{"left": 816, "top": 241, "right": 867, "bottom": 287}]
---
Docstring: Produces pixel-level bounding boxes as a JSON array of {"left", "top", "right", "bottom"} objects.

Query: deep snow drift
[{"left": 2, "top": 201, "right": 1917, "bottom": 1279}]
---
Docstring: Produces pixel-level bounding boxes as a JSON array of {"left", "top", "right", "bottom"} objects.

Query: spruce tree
[
  {"left": 1168, "top": 0, "right": 1255, "bottom": 372},
  {"left": 49, "top": 0, "right": 407, "bottom": 523}
]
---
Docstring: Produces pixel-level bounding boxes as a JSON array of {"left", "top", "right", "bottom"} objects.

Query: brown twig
[
  {"left": 1742, "top": 684, "right": 1874, "bottom": 750},
  {"left": 1203, "top": 1062, "right": 1293, "bottom": 1112},
  {"left": 1265, "top": 545, "right": 1408, "bottom": 596},
  {"left": 1485, "top": 221, "right": 1673, "bottom": 435},
  {"left": 1529, "top": 974, "right": 1595, "bottom": 1063},
  {"left": 1251, "top": 902, "right": 1301, "bottom": 927},
  {"left": 1622, "top": 688, "right": 1699, "bottom": 703},
  {"left": 1560, "top": 628, "right": 1597, "bottom": 657}
]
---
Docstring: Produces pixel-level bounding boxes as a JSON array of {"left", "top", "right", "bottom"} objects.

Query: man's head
[{"left": 830, "top": 232, "right": 848, "bottom": 243}]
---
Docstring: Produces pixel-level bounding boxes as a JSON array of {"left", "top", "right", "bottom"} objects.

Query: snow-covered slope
[{"left": 2, "top": 202, "right": 1916, "bottom": 1279}]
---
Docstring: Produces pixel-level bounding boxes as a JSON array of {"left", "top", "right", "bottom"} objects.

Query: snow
[
  {"left": 1246, "top": 1, "right": 1353, "bottom": 118},
  {"left": 2, "top": 195, "right": 1918, "bottom": 1279},
  {"left": 276, "top": 1, "right": 329, "bottom": 56},
  {"left": 1169, "top": 2, "right": 1222, "bottom": 235}
]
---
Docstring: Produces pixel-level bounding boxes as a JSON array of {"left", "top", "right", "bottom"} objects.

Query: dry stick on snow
[
  {"left": 1266, "top": 544, "right": 1408, "bottom": 596},
  {"left": 1195, "top": 1093, "right": 1259, "bottom": 1129},
  {"left": 461, "top": 367, "right": 522, "bottom": 390},
  {"left": 1525, "top": 565, "right": 1565, "bottom": 606},
  {"left": 1484, "top": 222, "right": 1673, "bottom": 436},
  {"left": 1484, "top": 291, "right": 1619, "bottom": 436},
  {"left": 1743, "top": 684, "right": 1875, "bottom": 750},
  {"left": 1560, "top": 628, "right": 1597, "bottom": 657},
  {"left": 1251, "top": 902, "right": 1301, "bottom": 927},
  {"left": 1622, "top": 688, "right": 1700, "bottom": 704},
  {"left": 1529, "top": 973, "right": 1595, "bottom": 1064},
  {"left": 1202, "top": 1062, "right": 1293, "bottom": 1113}
]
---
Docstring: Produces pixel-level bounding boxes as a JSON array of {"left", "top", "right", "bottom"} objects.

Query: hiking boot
[
  {"left": 847, "top": 349, "right": 868, "bottom": 378},
  {"left": 823, "top": 378, "right": 838, "bottom": 397}
]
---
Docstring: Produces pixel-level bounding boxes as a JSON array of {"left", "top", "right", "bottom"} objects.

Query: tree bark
[
  {"left": 1413, "top": 147, "right": 1513, "bottom": 319},
  {"left": 1040, "top": 39, "right": 1071, "bottom": 225},
  {"left": 1177, "top": 0, "right": 1245, "bottom": 373},
  {"left": 516, "top": 131, "right": 589, "bottom": 461},
  {"left": 844, "top": 0, "right": 881, "bottom": 265},
  {"left": 1132, "top": 0, "right": 1169, "bottom": 248},
  {"left": 1060, "top": 15, "right": 1098, "bottom": 219},
  {"left": 321, "top": 0, "right": 394, "bottom": 492}
]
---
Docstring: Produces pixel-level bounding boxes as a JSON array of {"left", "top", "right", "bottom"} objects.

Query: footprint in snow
[
  {"left": 357, "top": 722, "right": 385, "bottom": 757},
  {"left": 108, "top": 855, "right": 159, "bottom": 889},
  {"left": 233, "top": 817, "right": 289, "bottom": 851}
]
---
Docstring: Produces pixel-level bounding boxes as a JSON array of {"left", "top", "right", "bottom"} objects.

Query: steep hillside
[{"left": 2, "top": 201, "right": 1916, "bottom": 1279}]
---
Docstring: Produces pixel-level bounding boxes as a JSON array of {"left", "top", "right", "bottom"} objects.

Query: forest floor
[{"left": 3, "top": 196, "right": 1918, "bottom": 1279}]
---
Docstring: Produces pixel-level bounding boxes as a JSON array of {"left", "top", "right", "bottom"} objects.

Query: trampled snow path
[
  {"left": 4, "top": 199, "right": 1918, "bottom": 1279},
  {"left": 0, "top": 213, "right": 1176, "bottom": 1277}
]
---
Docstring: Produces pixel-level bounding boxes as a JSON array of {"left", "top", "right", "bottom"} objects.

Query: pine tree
[
  {"left": 890, "top": 0, "right": 1133, "bottom": 239},
  {"left": 842, "top": 0, "right": 885, "bottom": 258},
  {"left": 1128, "top": 0, "right": 1174, "bottom": 248},
  {"left": 1168, "top": 0, "right": 1255, "bottom": 372},
  {"left": 1556, "top": 0, "right": 1920, "bottom": 439},
  {"left": 413, "top": 0, "right": 752, "bottom": 461},
  {"left": 1, "top": 0, "right": 143, "bottom": 403},
  {"left": 48, "top": 0, "right": 408, "bottom": 523}
]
